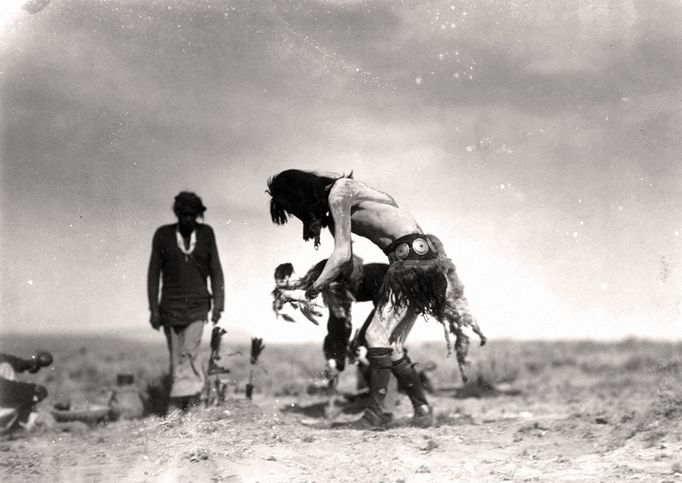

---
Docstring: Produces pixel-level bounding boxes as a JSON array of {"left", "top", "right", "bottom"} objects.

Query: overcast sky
[{"left": 1, "top": 0, "right": 682, "bottom": 343}]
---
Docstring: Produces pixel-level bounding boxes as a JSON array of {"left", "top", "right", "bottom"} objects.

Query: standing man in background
[{"left": 147, "top": 191, "right": 225, "bottom": 410}]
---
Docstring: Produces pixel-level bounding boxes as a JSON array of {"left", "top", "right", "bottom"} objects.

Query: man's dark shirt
[{"left": 147, "top": 223, "right": 224, "bottom": 326}]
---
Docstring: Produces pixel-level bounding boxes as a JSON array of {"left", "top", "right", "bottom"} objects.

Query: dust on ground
[{"left": 2, "top": 335, "right": 682, "bottom": 482}]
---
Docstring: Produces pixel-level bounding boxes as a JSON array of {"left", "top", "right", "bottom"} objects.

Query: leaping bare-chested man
[{"left": 267, "top": 170, "right": 485, "bottom": 429}]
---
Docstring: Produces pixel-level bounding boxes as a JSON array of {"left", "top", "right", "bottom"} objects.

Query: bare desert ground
[{"left": 1, "top": 334, "right": 682, "bottom": 482}]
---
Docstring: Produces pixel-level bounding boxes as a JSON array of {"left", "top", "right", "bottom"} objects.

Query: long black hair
[{"left": 266, "top": 169, "right": 352, "bottom": 247}]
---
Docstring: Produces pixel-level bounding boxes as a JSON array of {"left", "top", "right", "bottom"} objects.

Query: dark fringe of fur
[{"left": 376, "top": 258, "right": 450, "bottom": 320}]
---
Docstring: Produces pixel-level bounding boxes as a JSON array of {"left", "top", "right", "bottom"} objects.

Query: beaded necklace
[{"left": 176, "top": 228, "right": 196, "bottom": 261}]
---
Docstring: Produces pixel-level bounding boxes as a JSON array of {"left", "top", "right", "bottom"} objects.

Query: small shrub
[
  {"left": 622, "top": 356, "right": 661, "bottom": 373},
  {"left": 651, "top": 387, "right": 682, "bottom": 421},
  {"left": 472, "top": 356, "right": 520, "bottom": 385}
]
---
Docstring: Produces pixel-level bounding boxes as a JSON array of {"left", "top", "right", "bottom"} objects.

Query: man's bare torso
[{"left": 328, "top": 178, "right": 423, "bottom": 250}]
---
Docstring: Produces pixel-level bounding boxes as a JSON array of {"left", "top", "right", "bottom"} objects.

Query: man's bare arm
[{"left": 307, "top": 181, "right": 354, "bottom": 296}]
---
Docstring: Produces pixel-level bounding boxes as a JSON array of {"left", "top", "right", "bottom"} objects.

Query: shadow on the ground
[
  {"left": 280, "top": 395, "right": 367, "bottom": 418},
  {"left": 437, "top": 376, "right": 523, "bottom": 399}
]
